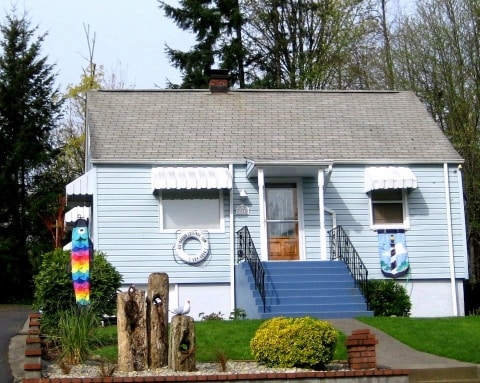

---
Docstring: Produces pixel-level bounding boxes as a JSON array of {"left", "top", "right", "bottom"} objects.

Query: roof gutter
[
  {"left": 90, "top": 159, "right": 249, "bottom": 165},
  {"left": 332, "top": 159, "right": 465, "bottom": 165},
  {"left": 246, "top": 159, "right": 334, "bottom": 166},
  {"left": 91, "top": 158, "right": 465, "bottom": 166}
]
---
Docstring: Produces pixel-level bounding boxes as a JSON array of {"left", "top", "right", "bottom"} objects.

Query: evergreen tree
[
  {"left": 159, "top": 0, "right": 245, "bottom": 88},
  {"left": 0, "top": 12, "right": 62, "bottom": 301}
]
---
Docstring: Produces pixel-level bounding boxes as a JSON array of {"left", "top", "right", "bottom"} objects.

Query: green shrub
[
  {"left": 229, "top": 308, "right": 247, "bottom": 320},
  {"left": 250, "top": 316, "right": 338, "bottom": 369},
  {"left": 33, "top": 249, "right": 123, "bottom": 331},
  {"left": 199, "top": 311, "right": 225, "bottom": 320},
  {"left": 367, "top": 279, "right": 411, "bottom": 317}
]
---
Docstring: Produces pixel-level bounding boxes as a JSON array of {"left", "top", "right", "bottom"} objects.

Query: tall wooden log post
[
  {"left": 168, "top": 315, "right": 196, "bottom": 371},
  {"left": 146, "top": 273, "right": 169, "bottom": 368},
  {"left": 117, "top": 286, "right": 147, "bottom": 372}
]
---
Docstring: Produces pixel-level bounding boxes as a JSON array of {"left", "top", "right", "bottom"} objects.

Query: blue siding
[
  {"left": 94, "top": 165, "right": 231, "bottom": 284},
  {"left": 91, "top": 162, "right": 467, "bottom": 286},
  {"left": 324, "top": 164, "right": 467, "bottom": 280},
  {"left": 232, "top": 165, "right": 261, "bottom": 254},
  {"left": 303, "top": 177, "right": 321, "bottom": 260}
]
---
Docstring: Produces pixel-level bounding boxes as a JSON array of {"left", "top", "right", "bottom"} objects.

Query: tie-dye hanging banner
[
  {"left": 71, "top": 218, "right": 93, "bottom": 305},
  {"left": 378, "top": 230, "right": 410, "bottom": 278}
]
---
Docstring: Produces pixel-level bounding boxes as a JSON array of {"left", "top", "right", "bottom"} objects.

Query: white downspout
[
  {"left": 324, "top": 206, "right": 337, "bottom": 229},
  {"left": 444, "top": 163, "right": 458, "bottom": 316},
  {"left": 318, "top": 169, "right": 327, "bottom": 260},
  {"left": 457, "top": 165, "right": 468, "bottom": 281},
  {"left": 92, "top": 169, "right": 98, "bottom": 249},
  {"left": 258, "top": 168, "right": 267, "bottom": 260},
  {"left": 229, "top": 164, "right": 235, "bottom": 313}
]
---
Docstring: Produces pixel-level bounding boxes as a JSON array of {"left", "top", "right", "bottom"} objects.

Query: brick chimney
[{"left": 208, "top": 69, "right": 229, "bottom": 93}]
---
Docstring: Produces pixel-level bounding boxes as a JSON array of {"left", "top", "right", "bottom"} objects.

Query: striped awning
[
  {"left": 364, "top": 167, "right": 417, "bottom": 192},
  {"left": 151, "top": 167, "right": 232, "bottom": 191},
  {"left": 64, "top": 206, "right": 91, "bottom": 228},
  {"left": 66, "top": 169, "right": 96, "bottom": 205}
]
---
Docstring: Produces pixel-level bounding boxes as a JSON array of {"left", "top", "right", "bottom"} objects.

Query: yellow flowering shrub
[{"left": 250, "top": 316, "right": 338, "bottom": 369}]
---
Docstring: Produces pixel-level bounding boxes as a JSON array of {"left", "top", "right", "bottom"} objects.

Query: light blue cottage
[{"left": 66, "top": 71, "right": 467, "bottom": 319}]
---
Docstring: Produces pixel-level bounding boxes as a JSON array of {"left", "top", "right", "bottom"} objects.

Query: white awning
[
  {"left": 364, "top": 167, "right": 417, "bottom": 192},
  {"left": 66, "top": 169, "right": 96, "bottom": 205},
  {"left": 64, "top": 206, "right": 90, "bottom": 228},
  {"left": 151, "top": 167, "right": 232, "bottom": 191}
]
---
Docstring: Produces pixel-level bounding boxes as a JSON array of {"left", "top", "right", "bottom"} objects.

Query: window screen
[
  {"left": 371, "top": 189, "right": 404, "bottom": 226},
  {"left": 162, "top": 190, "right": 221, "bottom": 230}
]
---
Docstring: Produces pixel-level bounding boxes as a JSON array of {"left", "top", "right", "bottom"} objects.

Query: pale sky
[
  {"left": 0, "top": 0, "right": 193, "bottom": 90},
  {"left": 1, "top": 1, "right": 414, "bottom": 91}
]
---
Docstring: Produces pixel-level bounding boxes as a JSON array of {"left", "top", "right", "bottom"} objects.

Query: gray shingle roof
[{"left": 86, "top": 89, "right": 462, "bottom": 164}]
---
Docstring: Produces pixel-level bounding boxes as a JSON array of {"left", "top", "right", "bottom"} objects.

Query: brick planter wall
[
  {"left": 23, "top": 313, "right": 42, "bottom": 380},
  {"left": 22, "top": 316, "right": 409, "bottom": 383},
  {"left": 22, "top": 368, "right": 410, "bottom": 382},
  {"left": 346, "top": 328, "right": 379, "bottom": 370}
]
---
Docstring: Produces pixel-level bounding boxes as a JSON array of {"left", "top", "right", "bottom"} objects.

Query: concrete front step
[
  {"left": 264, "top": 302, "right": 370, "bottom": 313},
  {"left": 259, "top": 310, "right": 373, "bottom": 319},
  {"left": 253, "top": 261, "right": 366, "bottom": 297},
  {"left": 263, "top": 260, "right": 348, "bottom": 268},
  {"left": 238, "top": 260, "right": 373, "bottom": 318},
  {"left": 409, "top": 366, "right": 480, "bottom": 383},
  {"left": 251, "top": 280, "right": 358, "bottom": 289},
  {"left": 256, "top": 273, "right": 354, "bottom": 282},
  {"left": 254, "top": 294, "right": 366, "bottom": 305}
]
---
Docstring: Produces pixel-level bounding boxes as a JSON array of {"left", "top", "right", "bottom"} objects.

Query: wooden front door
[{"left": 266, "top": 183, "right": 299, "bottom": 260}]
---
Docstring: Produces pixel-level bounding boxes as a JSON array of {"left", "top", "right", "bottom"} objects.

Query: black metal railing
[
  {"left": 328, "top": 226, "right": 370, "bottom": 309},
  {"left": 236, "top": 226, "right": 266, "bottom": 312}
]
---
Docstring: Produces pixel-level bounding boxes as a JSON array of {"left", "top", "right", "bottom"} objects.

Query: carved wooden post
[
  {"left": 117, "top": 286, "right": 147, "bottom": 372},
  {"left": 146, "top": 273, "right": 169, "bottom": 368},
  {"left": 168, "top": 315, "right": 196, "bottom": 371}
]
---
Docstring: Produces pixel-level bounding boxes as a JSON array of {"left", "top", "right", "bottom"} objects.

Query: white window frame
[
  {"left": 369, "top": 189, "right": 410, "bottom": 231},
  {"left": 159, "top": 189, "right": 225, "bottom": 233}
]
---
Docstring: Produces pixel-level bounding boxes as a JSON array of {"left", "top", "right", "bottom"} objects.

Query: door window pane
[
  {"left": 267, "top": 222, "right": 298, "bottom": 237},
  {"left": 266, "top": 184, "right": 297, "bottom": 220}
]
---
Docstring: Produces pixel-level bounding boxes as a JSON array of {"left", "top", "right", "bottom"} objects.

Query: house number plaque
[{"left": 235, "top": 204, "right": 250, "bottom": 216}]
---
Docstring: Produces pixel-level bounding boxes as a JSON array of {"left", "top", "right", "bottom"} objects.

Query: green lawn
[
  {"left": 358, "top": 316, "right": 480, "bottom": 364},
  {"left": 93, "top": 319, "right": 347, "bottom": 362},
  {"left": 92, "top": 316, "right": 480, "bottom": 364}
]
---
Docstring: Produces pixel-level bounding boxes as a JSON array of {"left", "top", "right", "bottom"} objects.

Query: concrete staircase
[{"left": 236, "top": 260, "right": 373, "bottom": 319}]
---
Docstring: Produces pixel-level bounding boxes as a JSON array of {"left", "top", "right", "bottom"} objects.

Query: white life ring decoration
[{"left": 175, "top": 230, "right": 210, "bottom": 264}]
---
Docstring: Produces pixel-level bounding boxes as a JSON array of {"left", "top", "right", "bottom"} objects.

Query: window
[
  {"left": 370, "top": 189, "right": 409, "bottom": 229},
  {"left": 160, "top": 189, "right": 224, "bottom": 231}
]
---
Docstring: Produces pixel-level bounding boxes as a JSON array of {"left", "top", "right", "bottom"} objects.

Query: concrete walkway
[
  {"left": 1, "top": 305, "right": 32, "bottom": 383},
  {"left": 329, "top": 318, "right": 477, "bottom": 370}
]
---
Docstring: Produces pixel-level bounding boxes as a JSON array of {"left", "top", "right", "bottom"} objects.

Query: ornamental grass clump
[
  {"left": 250, "top": 316, "right": 338, "bottom": 370},
  {"left": 56, "top": 306, "right": 99, "bottom": 365}
]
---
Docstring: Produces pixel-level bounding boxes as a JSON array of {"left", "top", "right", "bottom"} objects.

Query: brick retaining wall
[
  {"left": 346, "top": 328, "right": 379, "bottom": 370},
  {"left": 22, "top": 316, "right": 409, "bottom": 383}
]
